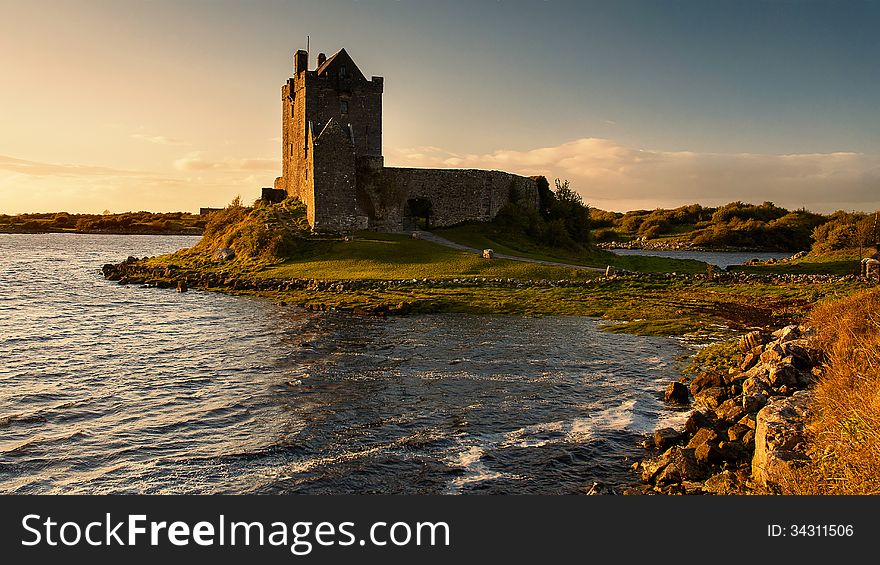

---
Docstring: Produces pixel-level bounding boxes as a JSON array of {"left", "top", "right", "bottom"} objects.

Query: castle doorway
[{"left": 404, "top": 198, "right": 433, "bottom": 230}]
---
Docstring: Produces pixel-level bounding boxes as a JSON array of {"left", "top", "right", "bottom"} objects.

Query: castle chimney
[
  {"left": 317, "top": 52, "right": 327, "bottom": 67},
  {"left": 294, "top": 49, "right": 308, "bottom": 75}
]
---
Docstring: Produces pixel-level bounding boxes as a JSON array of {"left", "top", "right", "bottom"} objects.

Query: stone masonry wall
[{"left": 357, "top": 167, "right": 539, "bottom": 231}]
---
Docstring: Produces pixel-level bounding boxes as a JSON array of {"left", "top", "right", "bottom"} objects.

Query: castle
[{"left": 268, "top": 48, "right": 539, "bottom": 233}]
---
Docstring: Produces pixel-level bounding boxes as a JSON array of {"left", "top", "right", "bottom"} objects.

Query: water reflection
[{"left": 1, "top": 234, "right": 690, "bottom": 494}]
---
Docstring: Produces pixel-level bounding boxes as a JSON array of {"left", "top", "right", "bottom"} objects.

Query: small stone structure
[
  {"left": 273, "top": 48, "right": 540, "bottom": 233},
  {"left": 860, "top": 258, "right": 879, "bottom": 282}
]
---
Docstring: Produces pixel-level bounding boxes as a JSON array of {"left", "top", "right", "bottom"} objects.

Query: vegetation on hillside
[
  {"left": 435, "top": 177, "right": 711, "bottom": 273},
  {"left": 781, "top": 287, "right": 880, "bottom": 495},
  {"left": 482, "top": 177, "right": 593, "bottom": 251},
  {"left": 193, "top": 196, "right": 312, "bottom": 261},
  {"left": 592, "top": 201, "right": 879, "bottom": 254},
  {"left": 0, "top": 210, "right": 206, "bottom": 234},
  {"left": 149, "top": 196, "right": 607, "bottom": 280}
]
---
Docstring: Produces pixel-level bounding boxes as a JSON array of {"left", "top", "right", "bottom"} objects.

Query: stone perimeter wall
[{"left": 355, "top": 166, "right": 539, "bottom": 232}]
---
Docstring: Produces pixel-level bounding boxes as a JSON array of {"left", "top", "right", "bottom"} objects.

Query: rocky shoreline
[
  {"left": 631, "top": 324, "right": 821, "bottom": 495},
  {"left": 103, "top": 256, "right": 857, "bottom": 292}
]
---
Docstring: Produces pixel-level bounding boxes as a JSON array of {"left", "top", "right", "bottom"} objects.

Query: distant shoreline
[{"left": 0, "top": 228, "right": 202, "bottom": 236}]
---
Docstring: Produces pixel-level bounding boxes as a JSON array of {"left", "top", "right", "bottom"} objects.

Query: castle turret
[{"left": 294, "top": 49, "right": 308, "bottom": 75}]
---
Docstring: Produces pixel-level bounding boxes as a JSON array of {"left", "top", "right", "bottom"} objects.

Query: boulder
[
  {"left": 715, "top": 398, "right": 746, "bottom": 423},
  {"left": 687, "top": 427, "right": 720, "bottom": 450},
  {"left": 737, "top": 414, "right": 757, "bottom": 430},
  {"left": 653, "top": 427, "right": 684, "bottom": 451},
  {"left": 694, "top": 386, "right": 727, "bottom": 410},
  {"left": 652, "top": 447, "right": 705, "bottom": 485},
  {"left": 727, "top": 423, "right": 751, "bottom": 442},
  {"left": 212, "top": 247, "right": 235, "bottom": 262},
  {"left": 664, "top": 381, "right": 689, "bottom": 404},
  {"left": 759, "top": 344, "right": 786, "bottom": 365},
  {"left": 742, "top": 393, "right": 768, "bottom": 414},
  {"left": 752, "top": 390, "right": 811, "bottom": 490},
  {"left": 689, "top": 372, "right": 725, "bottom": 395},
  {"left": 781, "top": 340, "right": 817, "bottom": 369},
  {"left": 694, "top": 442, "right": 724, "bottom": 465},
  {"left": 772, "top": 325, "right": 800, "bottom": 343},
  {"left": 739, "top": 330, "right": 768, "bottom": 353},
  {"left": 481, "top": 248, "right": 494, "bottom": 259},
  {"left": 739, "top": 352, "right": 759, "bottom": 371},
  {"left": 685, "top": 411, "right": 713, "bottom": 435},
  {"left": 768, "top": 363, "right": 799, "bottom": 389},
  {"left": 703, "top": 470, "right": 739, "bottom": 495},
  {"left": 742, "top": 375, "right": 771, "bottom": 397}
]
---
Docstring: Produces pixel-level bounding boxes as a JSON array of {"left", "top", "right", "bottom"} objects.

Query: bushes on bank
[
  {"left": 493, "top": 177, "right": 592, "bottom": 251},
  {"left": 194, "top": 196, "right": 312, "bottom": 262}
]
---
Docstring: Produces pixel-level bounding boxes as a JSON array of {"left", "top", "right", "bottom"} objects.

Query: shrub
[{"left": 782, "top": 288, "right": 880, "bottom": 494}]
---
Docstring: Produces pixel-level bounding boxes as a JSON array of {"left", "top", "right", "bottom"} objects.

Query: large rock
[
  {"left": 752, "top": 390, "right": 811, "bottom": 490},
  {"left": 654, "top": 427, "right": 684, "bottom": 450},
  {"left": 694, "top": 442, "right": 724, "bottom": 465},
  {"left": 715, "top": 398, "right": 746, "bottom": 423},
  {"left": 772, "top": 325, "right": 800, "bottom": 343},
  {"left": 664, "top": 381, "right": 689, "bottom": 404},
  {"left": 743, "top": 375, "right": 771, "bottom": 397},
  {"left": 212, "top": 247, "right": 235, "bottom": 261},
  {"left": 654, "top": 447, "right": 706, "bottom": 485},
  {"left": 768, "top": 362, "right": 799, "bottom": 389},
  {"left": 687, "top": 427, "right": 720, "bottom": 450},
  {"left": 694, "top": 386, "right": 727, "bottom": 410},
  {"left": 703, "top": 470, "right": 739, "bottom": 495},
  {"left": 759, "top": 343, "right": 786, "bottom": 365},
  {"left": 641, "top": 447, "right": 705, "bottom": 485},
  {"left": 739, "top": 330, "right": 768, "bottom": 353},
  {"left": 741, "top": 392, "right": 768, "bottom": 414},
  {"left": 689, "top": 372, "right": 725, "bottom": 395}
]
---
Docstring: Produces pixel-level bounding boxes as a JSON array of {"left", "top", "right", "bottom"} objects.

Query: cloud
[
  {"left": 0, "top": 155, "right": 146, "bottom": 177},
  {"left": 130, "top": 133, "right": 187, "bottom": 146},
  {"left": 385, "top": 138, "right": 880, "bottom": 212},
  {"left": 173, "top": 152, "right": 278, "bottom": 172}
]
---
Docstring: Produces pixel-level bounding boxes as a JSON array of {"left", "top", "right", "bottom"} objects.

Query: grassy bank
[
  {"left": 200, "top": 276, "right": 861, "bottom": 337},
  {"left": 729, "top": 249, "right": 871, "bottom": 276},
  {"left": 782, "top": 287, "right": 880, "bottom": 494},
  {"left": 434, "top": 223, "right": 708, "bottom": 274},
  {"left": 129, "top": 198, "right": 868, "bottom": 338}
]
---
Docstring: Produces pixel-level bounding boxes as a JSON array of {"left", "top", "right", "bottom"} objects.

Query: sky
[{"left": 1, "top": 0, "right": 878, "bottom": 214}]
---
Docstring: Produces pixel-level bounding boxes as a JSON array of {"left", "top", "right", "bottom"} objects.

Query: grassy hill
[{"left": 592, "top": 201, "right": 879, "bottom": 254}]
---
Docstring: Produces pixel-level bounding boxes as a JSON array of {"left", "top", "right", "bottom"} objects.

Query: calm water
[
  {"left": 0, "top": 234, "right": 690, "bottom": 494},
  {"left": 611, "top": 248, "right": 792, "bottom": 269}
]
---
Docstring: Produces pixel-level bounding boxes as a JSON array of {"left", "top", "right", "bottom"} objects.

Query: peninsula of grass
[
  {"left": 124, "top": 197, "right": 869, "bottom": 338},
  {"left": 432, "top": 223, "right": 707, "bottom": 274}
]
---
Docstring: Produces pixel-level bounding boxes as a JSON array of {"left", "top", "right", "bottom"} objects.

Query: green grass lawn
[
  {"left": 232, "top": 276, "right": 867, "bottom": 336},
  {"left": 432, "top": 224, "right": 708, "bottom": 273},
  {"left": 258, "top": 232, "right": 597, "bottom": 281}
]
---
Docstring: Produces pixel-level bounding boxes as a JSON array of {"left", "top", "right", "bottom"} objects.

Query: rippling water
[{"left": 1, "top": 234, "right": 690, "bottom": 494}]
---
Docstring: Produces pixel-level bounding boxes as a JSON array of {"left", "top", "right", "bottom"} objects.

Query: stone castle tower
[{"left": 273, "top": 48, "right": 539, "bottom": 233}]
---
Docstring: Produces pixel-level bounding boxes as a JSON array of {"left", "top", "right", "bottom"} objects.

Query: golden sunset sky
[{"left": 1, "top": 0, "right": 878, "bottom": 214}]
